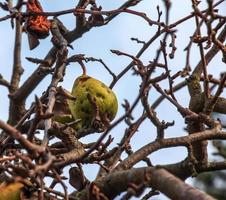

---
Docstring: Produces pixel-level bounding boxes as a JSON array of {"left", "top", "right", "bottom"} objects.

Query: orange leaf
[{"left": 26, "top": 0, "right": 50, "bottom": 39}]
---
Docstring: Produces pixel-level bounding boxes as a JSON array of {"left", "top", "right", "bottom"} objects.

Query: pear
[
  {"left": 68, "top": 75, "right": 118, "bottom": 131},
  {"left": 53, "top": 114, "right": 73, "bottom": 124},
  {"left": 0, "top": 182, "right": 23, "bottom": 200}
]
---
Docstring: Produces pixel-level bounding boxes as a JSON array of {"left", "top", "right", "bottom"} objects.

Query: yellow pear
[
  {"left": 68, "top": 75, "right": 118, "bottom": 131},
  {"left": 0, "top": 182, "right": 23, "bottom": 200}
]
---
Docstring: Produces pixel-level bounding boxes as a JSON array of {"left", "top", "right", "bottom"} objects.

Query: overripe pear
[{"left": 68, "top": 75, "right": 118, "bottom": 131}]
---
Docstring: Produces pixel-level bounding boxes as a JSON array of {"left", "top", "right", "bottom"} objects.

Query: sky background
[{"left": 0, "top": 1, "right": 226, "bottom": 199}]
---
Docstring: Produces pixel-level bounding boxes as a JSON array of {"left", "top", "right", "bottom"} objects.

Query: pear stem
[{"left": 79, "top": 60, "right": 87, "bottom": 76}]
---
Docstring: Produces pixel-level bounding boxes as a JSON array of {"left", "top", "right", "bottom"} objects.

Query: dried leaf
[
  {"left": 69, "top": 167, "right": 85, "bottom": 191},
  {"left": 25, "top": 0, "right": 50, "bottom": 49}
]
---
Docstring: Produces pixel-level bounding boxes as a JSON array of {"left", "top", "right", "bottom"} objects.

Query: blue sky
[{"left": 0, "top": 1, "right": 226, "bottom": 199}]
